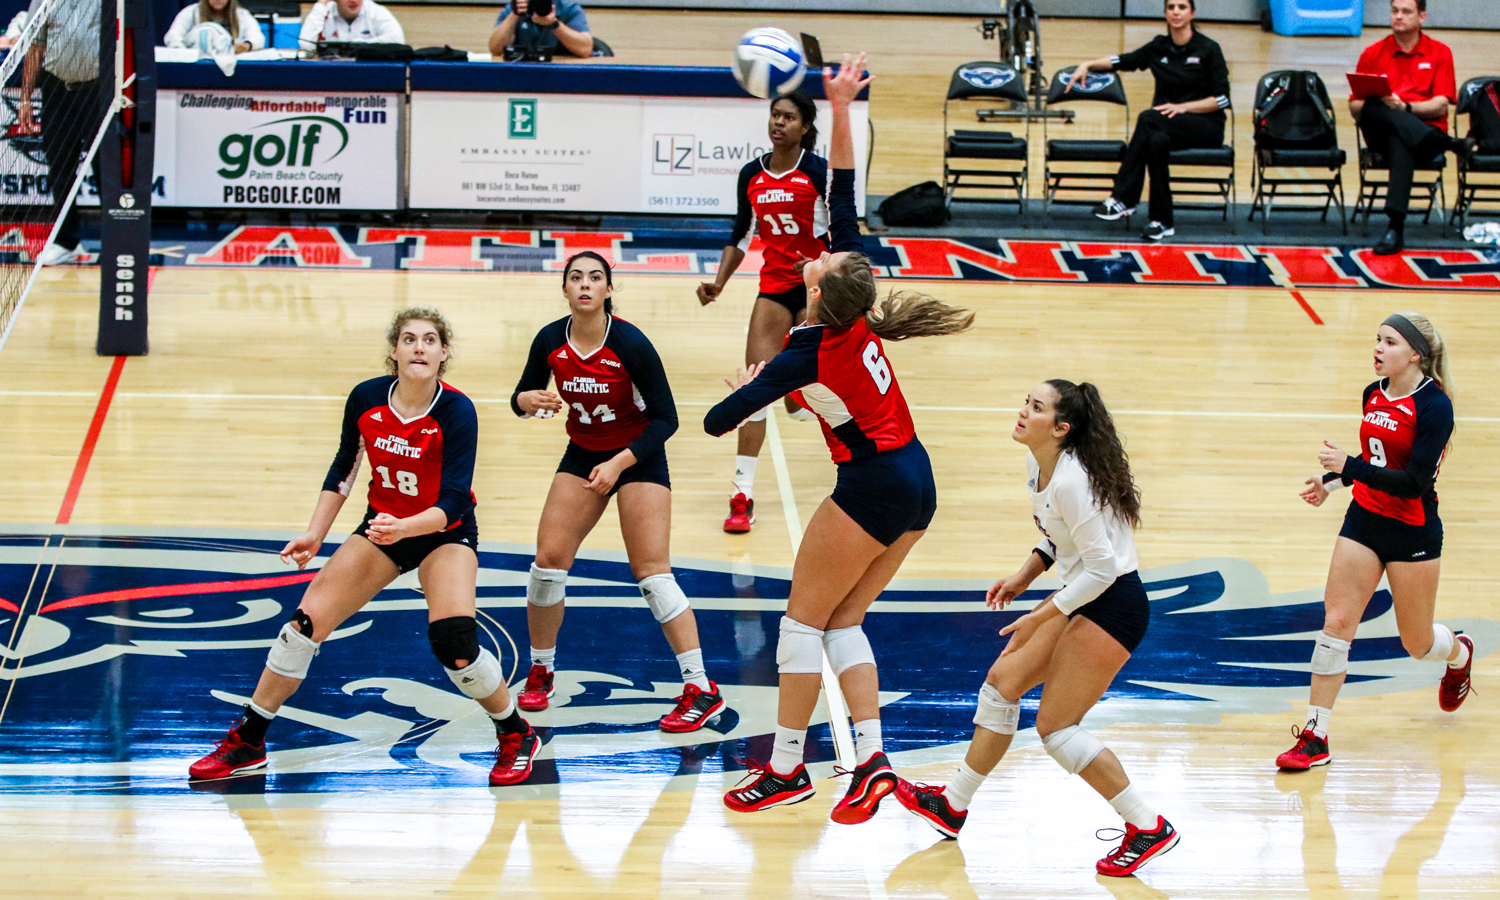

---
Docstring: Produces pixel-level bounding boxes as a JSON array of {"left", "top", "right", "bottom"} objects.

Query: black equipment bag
[
  {"left": 877, "top": 181, "right": 949, "bottom": 227},
  {"left": 414, "top": 45, "right": 470, "bottom": 62},
  {"left": 1255, "top": 71, "right": 1336, "bottom": 151},
  {"left": 1470, "top": 81, "right": 1500, "bottom": 152}
]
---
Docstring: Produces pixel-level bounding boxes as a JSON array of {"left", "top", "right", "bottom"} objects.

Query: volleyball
[{"left": 732, "top": 27, "right": 807, "bottom": 99}]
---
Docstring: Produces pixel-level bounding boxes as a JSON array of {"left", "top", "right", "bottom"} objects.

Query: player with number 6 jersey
[
  {"left": 511, "top": 251, "right": 729, "bottom": 734},
  {"left": 190, "top": 307, "right": 539, "bottom": 789},
  {"left": 707, "top": 55, "right": 974, "bottom": 822},
  {"left": 1279, "top": 312, "right": 1471, "bottom": 773}
]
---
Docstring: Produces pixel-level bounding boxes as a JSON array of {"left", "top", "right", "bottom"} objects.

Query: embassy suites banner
[
  {"left": 407, "top": 92, "right": 870, "bottom": 215},
  {"left": 156, "top": 89, "right": 401, "bottom": 209}
]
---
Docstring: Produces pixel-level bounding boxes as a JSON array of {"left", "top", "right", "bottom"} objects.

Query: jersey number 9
[
  {"left": 862, "top": 340, "right": 892, "bottom": 395},
  {"left": 1367, "top": 436, "right": 1387, "bottom": 468}
]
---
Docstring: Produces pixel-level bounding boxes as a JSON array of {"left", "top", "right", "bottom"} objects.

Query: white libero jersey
[{"left": 1028, "top": 450, "right": 1138, "bottom": 615}]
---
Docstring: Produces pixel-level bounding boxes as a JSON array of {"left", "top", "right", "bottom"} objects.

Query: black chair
[
  {"left": 1452, "top": 76, "right": 1500, "bottom": 229},
  {"left": 1248, "top": 70, "right": 1347, "bottom": 234},
  {"left": 942, "top": 62, "right": 1030, "bottom": 214},
  {"left": 1041, "top": 66, "right": 1129, "bottom": 226},
  {"left": 1353, "top": 114, "right": 1446, "bottom": 230},
  {"left": 1168, "top": 108, "right": 1236, "bottom": 228},
  {"left": 590, "top": 37, "right": 614, "bottom": 57}
]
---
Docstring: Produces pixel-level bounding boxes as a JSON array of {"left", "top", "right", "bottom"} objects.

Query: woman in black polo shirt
[{"left": 1065, "top": 0, "right": 1229, "bottom": 241}]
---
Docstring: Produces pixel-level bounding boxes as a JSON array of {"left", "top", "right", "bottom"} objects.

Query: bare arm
[
  {"left": 698, "top": 244, "right": 745, "bottom": 305},
  {"left": 488, "top": 4, "right": 522, "bottom": 56},
  {"left": 18, "top": 44, "right": 40, "bottom": 130},
  {"left": 552, "top": 18, "right": 592, "bottom": 58},
  {"left": 279, "top": 490, "right": 348, "bottom": 568}
]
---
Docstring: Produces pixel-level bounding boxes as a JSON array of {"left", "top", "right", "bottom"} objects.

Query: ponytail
[
  {"left": 816, "top": 253, "right": 973, "bottom": 340},
  {"left": 1393, "top": 310, "right": 1455, "bottom": 449},
  {"left": 1046, "top": 379, "right": 1141, "bottom": 529}
]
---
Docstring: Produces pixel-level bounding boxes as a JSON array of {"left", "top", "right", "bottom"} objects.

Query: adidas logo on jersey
[
  {"left": 558, "top": 350, "right": 568, "bottom": 359},
  {"left": 1363, "top": 409, "right": 1400, "bottom": 432},
  {"left": 371, "top": 411, "right": 383, "bottom": 422},
  {"left": 373, "top": 435, "right": 423, "bottom": 458},
  {"left": 601, "top": 358, "right": 621, "bottom": 368},
  {"left": 756, "top": 188, "right": 797, "bottom": 204},
  {"left": 561, "top": 376, "right": 610, "bottom": 395}
]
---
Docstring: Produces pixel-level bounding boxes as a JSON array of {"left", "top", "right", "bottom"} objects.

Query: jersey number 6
[{"left": 862, "top": 340, "right": 892, "bottom": 395}]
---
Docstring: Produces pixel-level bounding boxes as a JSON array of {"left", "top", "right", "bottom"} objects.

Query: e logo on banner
[{"left": 508, "top": 99, "right": 537, "bottom": 139}]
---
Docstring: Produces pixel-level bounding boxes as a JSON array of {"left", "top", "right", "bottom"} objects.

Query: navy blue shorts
[
  {"left": 1339, "top": 499, "right": 1442, "bottom": 564},
  {"left": 557, "top": 441, "right": 671, "bottom": 495},
  {"left": 354, "top": 507, "right": 478, "bottom": 575},
  {"left": 760, "top": 284, "right": 808, "bottom": 317},
  {"left": 830, "top": 439, "right": 937, "bottom": 546},
  {"left": 1069, "top": 570, "right": 1150, "bottom": 653}
]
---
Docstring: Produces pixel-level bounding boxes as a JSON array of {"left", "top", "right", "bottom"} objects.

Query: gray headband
[{"left": 1383, "top": 314, "right": 1431, "bottom": 358}]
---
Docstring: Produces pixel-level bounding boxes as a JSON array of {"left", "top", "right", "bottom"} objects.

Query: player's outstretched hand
[
  {"left": 518, "top": 390, "right": 563, "bottom": 417},
  {"left": 1318, "top": 440, "right": 1347, "bottom": 474},
  {"left": 824, "top": 52, "right": 873, "bottom": 106},
  {"left": 280, "top": 532, "right": 321, "bottom": 569},
  {"left": 697, "top": 282, "right": 721, "bottom": 306},
  {"left": 365, "top": 512, "right": 408, "bottom": 545},
  {"left": 986, "top": 571, "right": 1031, "bottom": 609},
  {"left": 1300, "top": 475, "right": 1330, "bottom": 507},
  {"left": 725, "top": 360, "right": 766, "bottom": 391}
]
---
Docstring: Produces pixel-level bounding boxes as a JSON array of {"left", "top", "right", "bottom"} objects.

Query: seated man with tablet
[{"left": 1350, "top": 0, "right": 1474, "bottom": 255}]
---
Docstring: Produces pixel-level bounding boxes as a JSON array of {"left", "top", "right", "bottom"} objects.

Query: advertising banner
[
  {"left": 155, "top": 88, "right": 400, "bottom": 209},
  {"left": 409, "top": 92, "right": 869, "bottom": 215}
]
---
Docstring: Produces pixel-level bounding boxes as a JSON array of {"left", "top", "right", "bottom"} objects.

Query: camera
[{"left": 519, "top": 0, "right": 554, "bottom": 18}]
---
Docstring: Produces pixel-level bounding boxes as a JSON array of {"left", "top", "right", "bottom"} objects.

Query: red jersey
[
  {"left": 730, "top": 151, "right": 833, "bottom": 294},
  {"left": 1343, "top": 378, "right": 1453, "bottom": 526},
  {"left": 324, "top": 377, "right": 478, "bottom": 528},
  {"left": 511, "top": 315, "right": 678, "bottom": 462},
  {"left": 1355, "top": 33, "right": 1457, "bottom": 133}
]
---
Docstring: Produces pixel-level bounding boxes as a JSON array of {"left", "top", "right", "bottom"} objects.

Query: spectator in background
[
  {"left": 299, "top": 0, "right": 405, "bottom": 48},
  {"left": 164, "top": 0, "right": 265, "bottom": 53},
  {"left": 1352, "top": 0, "right": 1474, "bottom": 255},
  {"left": 21, "top": 0, "right": 105, "bottom": 267},
  {"left": 489, "top": 0, "right": 593, "bottom": 60}
]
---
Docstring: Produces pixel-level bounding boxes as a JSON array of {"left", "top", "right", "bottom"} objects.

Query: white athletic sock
[
  {"left": 1306, "top": 705, "right": 1332, "bottom": 740},
  {"left": 248, "top": 700, "right": 277, "bottom": 721},
  {"left": 1449, "top": 636, "right": 1471, "bottom": 669},
  {"left": 676, "top": 648, "right": 710, "bottom": 690},
  {"left": 1108, "top": 784, "right": 1159, "bottom": 831},
  {"left": 770, "top": 725, "right": 806, "bottom": 776},
  {"left": 732, "top": 455, "right": 758, "bottom": 499},
  {"left": 853, "top": 719, "right": 883, "bottom": 766},
  {"left": 487, "top": 696, "right": 517, "bottom": 721},
  {"left": 531, "top": 646, "right": 556, "bottom": 673},
  {"left": 945, "top": 761, "right": 986, "bottom": 812}
]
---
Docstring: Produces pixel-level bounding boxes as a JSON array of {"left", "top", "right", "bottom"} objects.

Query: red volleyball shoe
[
  {"left": 829, "top": 752, "right": 899, "bottom": 824},
  {"left": 894, "top": 778, "right": 967, "bottom": 839},
  {"left": 723, "top": 493, "right": 755, "bottom": 533},
  {"left": 490, "top": 729, "right": 541, "bottom": 786},
  {"left": 723, "top": 761, "right": 815, "bottom": 812},
  {"left": 517, "top": 664, "right": 555, "bottom": 712},
  {"left": 1439, "top": 635, "right": 1475, "bottom": 712},
  {"left": 1276, "top": 727, "right": 1331, "bottom": 770},
  {"left": 1096, "top": 816, "right": 1180, "bottom": 877},
  {"left": 189, "top": 728, "right": 268, "bottom": 780},
  {"left": 659, "top": 682, "right": 727, "bottom": 733}
]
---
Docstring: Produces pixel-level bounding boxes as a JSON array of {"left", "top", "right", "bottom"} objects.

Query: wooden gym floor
[{"left": 0, "top": 10, "right": 1497, "bottom": 899}]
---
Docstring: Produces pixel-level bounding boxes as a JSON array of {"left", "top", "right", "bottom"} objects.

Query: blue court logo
[
  {"left": 0, "top": 530, "right": 1491, "bottom": 796},
  {"left": 959, "top": 65, "right": 1017, "bottom": 90}
]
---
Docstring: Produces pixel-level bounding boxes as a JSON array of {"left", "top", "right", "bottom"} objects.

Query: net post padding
[{"left": 96, "top": 0, "right": 153, "bottom": 356}]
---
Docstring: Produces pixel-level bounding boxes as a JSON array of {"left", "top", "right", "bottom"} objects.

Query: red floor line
[
  {"left": 1290, "top": 290, "right": 1324, "bottom": 325},
  {"left": 55, "top": 355, "right": 128, "bottom": 525}
]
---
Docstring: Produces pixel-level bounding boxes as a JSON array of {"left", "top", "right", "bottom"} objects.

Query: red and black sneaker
[
  {"left": 829, "top": 752, "right": 899, "bottom": 824},
  {"left": 1096, "top": 816, "right": 1180, "bottom": 877},
  {"left": 1439, "top": 635, "right": 1476, "bottom": 712},
  {"left": 894, "top": 778, "right": 967, "bottom": 839},
  {"left": 723, "top": 760, "right": 815, "bottom": 812},
  {"left": 659, "top": 681, "right": 728, "bottom": 733},
  {"left": 189, "top": 727, "right": 268, "bottom": 780},
  {"left": 490, "top": 728, "right": 541, "bottom": 786},
  {"left": 723, "top": 493, "right": 755, "bottom": 533},
  {"left": 517, "top": 664, "right": 555, "bottom": 712},
  {"left": 1276, "top": 726, "right": 1331, "bottom": 770}
]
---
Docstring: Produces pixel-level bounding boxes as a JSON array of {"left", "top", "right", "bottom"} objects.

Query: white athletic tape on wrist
[
  {"left": 776, "top": 616, "right": 826, "bottom": 674},
  {"left": 1042, "top": 725, "right": 1106, "bottom": 775},
  {"left": 972, "top": 683, "right": 1021, "bottom": 735},
  {"left": 446, "top": 647, "right": 504, "bottom": 699},
  {"left": 639, "top": 573, "right": 690, "bottom": 624},
  {"left": 822, "top": 625, "right": 875, "bottom": 675},
  {"left": 265, "top": 622, "right": 320, "bottom": 680},
  {"left": 1310, "top": 631, "right": 1351, "bottom": 676},
  {"left": 747, "top": 405, "right": 770, "bottom": 423},
  {"left": 526, "top": 563, "right": 568, "bottom": 608},
  {"left": 1421, "top": 623, "right": 1456, "bottom": 661}
]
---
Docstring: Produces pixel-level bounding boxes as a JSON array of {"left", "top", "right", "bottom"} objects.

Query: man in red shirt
[{"left": 1351, "top": 0, "right": 1474, "bottom": 255}]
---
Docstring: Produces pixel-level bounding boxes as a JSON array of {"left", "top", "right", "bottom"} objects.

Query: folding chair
[
  {"left": 1451, "top": 76, "right": 1500, "bottom": 229},
  {"left": 1041, "top": 66, "right": 1129, "bottom": 226},
  {"left": 942, "top": 62, "right": 1030, "bottom": 214},
  {"left": 1353, "top": 115, "right": 1446, "bottom": 230},
  {"left": 1248, "top": 70, "right": 1347, "bottom": 234},
  {"left": 1168, "top": 107, "right": 1236, "bottom": 229}
]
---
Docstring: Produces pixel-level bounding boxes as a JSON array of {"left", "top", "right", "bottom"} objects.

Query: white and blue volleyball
[{"left": 732, "top": 28, "right": 806, "bottom": 99}]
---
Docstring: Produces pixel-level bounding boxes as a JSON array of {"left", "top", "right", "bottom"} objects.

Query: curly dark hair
[
  {"left": 1046, "top": 379, "right": 1141, "bottom": 529},
  {"left": 385, "top": 306, "right": 453, "bottom": 378}
]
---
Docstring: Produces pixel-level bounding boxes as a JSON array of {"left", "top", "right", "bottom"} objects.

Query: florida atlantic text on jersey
[
  {"left": 731, "top": 151, "right": 833, "bottom": 295},
  {"left": 1345, "top": 378, "right": 1454, "bottom": 526}
]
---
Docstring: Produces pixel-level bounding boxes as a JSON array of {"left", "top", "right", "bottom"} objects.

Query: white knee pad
[
  {"left": 265, "top": 622, "right": 320, "bottom": 680},
  {"left": 747, "top": 405, "right": 770, "bottom": 423},
  {"left": 776, "top": 616, "right": 825, "bottom": 674},
  {"left": 639, "top": 573, "right": 690, "bottom": 624},
  {"left": 1421, "top": 623, "right": 1456, "bottom": 661},
  {"left": 527, "top": 563, "right": 567, "bottom": 608},
  {"left": 1043, "top": 725, "right": 1106, "bottom": 776},
  {"left": 973, "top": 683, "right": 1021, "bottom": 735},
  {"left": 823, "top": 625, "right": 875, "bottom": 676},
  {"left": 1310, "top": 631, "right": 1351, "bottom": 676},
  {"left": 446, "top": 647, "right": 504, "bottom": 699}
]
